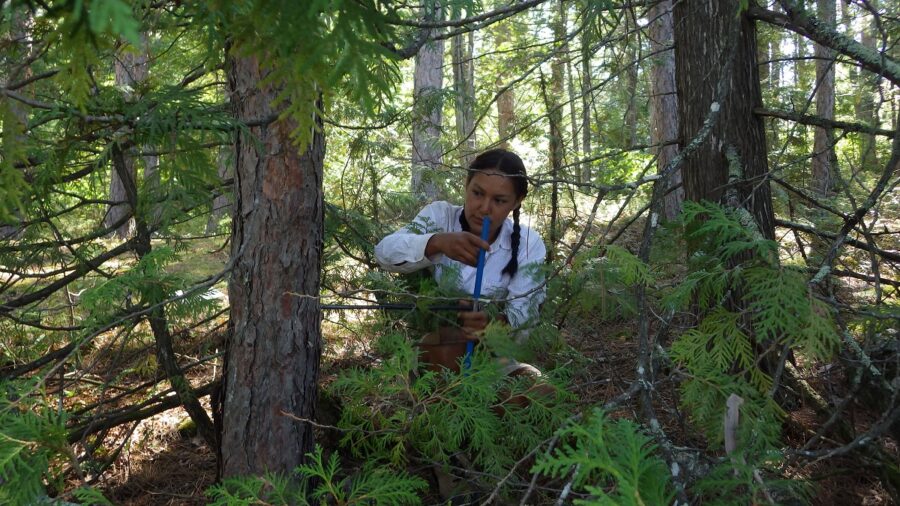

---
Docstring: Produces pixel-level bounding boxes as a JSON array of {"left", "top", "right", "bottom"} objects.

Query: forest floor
[
  {"left": 84, "top": 221, "right": 897, "bottom": 505},
  {"left": 94, "top": 314, "right": 895, "bottom": 504}
]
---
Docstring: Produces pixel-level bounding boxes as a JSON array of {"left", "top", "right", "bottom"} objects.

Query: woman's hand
[
  {"left": 426, "top": 232, "right": 490, "bottom": 267},
  {"left": 458, "top": 308, "right": 489, "bottom": 341},
  {"left": 456, "top": 299, "right": 511, "bottom": 341}
]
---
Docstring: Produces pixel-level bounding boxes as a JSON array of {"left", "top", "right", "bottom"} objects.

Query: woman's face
[{"left": 464, "top": 170, "right": 524, "bottom": 240}]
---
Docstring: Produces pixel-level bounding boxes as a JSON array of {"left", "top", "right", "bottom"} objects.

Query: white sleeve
[
  {"left": 505, "top": 227, "right": 547, "bottom": 336},
  {"left": 374, "top": 202, "right": 449, "bottom": 274}
]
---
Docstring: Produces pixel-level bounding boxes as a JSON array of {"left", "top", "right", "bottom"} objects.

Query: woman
[{"left": 375, "top": 148, "right": 546, "bottom": 372}]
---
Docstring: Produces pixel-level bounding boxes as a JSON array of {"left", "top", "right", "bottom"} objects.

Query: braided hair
[{"left": 458, "top": 148, "right": 528, "bottom": 278}]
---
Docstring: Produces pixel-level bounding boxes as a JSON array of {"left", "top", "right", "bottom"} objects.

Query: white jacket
[{"left": 374, "top": 201, "right": 546, "bottom": 331}]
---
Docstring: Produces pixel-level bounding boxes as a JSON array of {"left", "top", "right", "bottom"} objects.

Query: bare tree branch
[
  {"left": 749, "top": 3, "right": 900, "bottom": 86},
  {"left": 755, "top": 107, "right": 895, "bottom": 137}
]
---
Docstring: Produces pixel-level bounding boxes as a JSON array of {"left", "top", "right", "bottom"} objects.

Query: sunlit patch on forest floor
[{"left": 101, "top": 407, "right": 216, "bottom": 505}]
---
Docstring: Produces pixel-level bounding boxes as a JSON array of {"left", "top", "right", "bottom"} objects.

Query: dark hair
[{"left": 459, "top": 148, "right": 528, "bottom": 278}]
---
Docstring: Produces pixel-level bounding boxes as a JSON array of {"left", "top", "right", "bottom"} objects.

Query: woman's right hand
[{"left": 425, "top": 232, "right": 490, "bottom": 267}]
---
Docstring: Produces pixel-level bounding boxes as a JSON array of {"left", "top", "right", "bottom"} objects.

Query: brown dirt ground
[
  {"left": 88, "top": 311, "right": 896, "bottom": 505},
  {"left": 88, "top": 219, "right": 897, "bottom": 504}
]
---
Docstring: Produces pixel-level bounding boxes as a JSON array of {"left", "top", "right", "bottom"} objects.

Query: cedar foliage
[
  {"left": 0, "top": 0, "right": 898, "bottom": 503},
  {"left": 207, "top": 446, "right": 427, "bottom": 505},
  {"left": 533, "top": 408, "right": 674, "bottom": 506}
]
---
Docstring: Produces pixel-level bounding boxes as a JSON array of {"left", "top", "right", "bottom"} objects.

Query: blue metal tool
[{"left": 464, "top": 216, "right": 491, "bottom": 370}]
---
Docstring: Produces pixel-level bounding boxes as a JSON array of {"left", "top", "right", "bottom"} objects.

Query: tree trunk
[
  {"left": 562, "top": 4, "right": 578, "bottom": 163},
  {"left": 857, "top": 3, "right": 878, "bottom": 169},
  {"left": 106, "top": 40, "right": 150, "bottom": 239},
  {"left": 206, "top": 149, "right": 233, "bottom": 234},
  {"left": 222, "top": 53, "right": 324, "bottom": 477},
  {"left": 580, "top": 24, "right": 593, "bottom": 183},
  {"left": 767, "top": 2, "right": 782, "bottom": 146},
  {"left": 110, "top": 143, "right": 218, "bottom": 449},
  {"left": 648, "top": 0, "right": 682, "bottom": 220},
  {"left": 541, "top": 73, "right": 562, "bottom": 266},
  {"left": 137, "top": 35, "right": 161, "bottom": 228},
  {"left": 410, "top": 4, "right": 444, "bottom": 202},
  {"left": 452, "top": 30, "right": 476, "bottom": 166},
  {"left": 545, "top": 1, "right": 566, "bottom": 264},
  {"left": 623, "top": 9, "right": 639, "bottom": 148},
  {"left": 0, "top": 7, "right": 31, "bottom": 238},
  {"left": 495, "top": 20, "right": 515, "bottom": 149},
  {"left": 673, "top": 0, "right": 775, "bottom": 239},
  {"left": 811, "top": 0, "right": 836, "bottom": 197}
]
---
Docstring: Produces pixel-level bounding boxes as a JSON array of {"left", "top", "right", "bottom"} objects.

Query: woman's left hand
[{"left": 458, "top": 310, "right": 489, "bottom": 341}]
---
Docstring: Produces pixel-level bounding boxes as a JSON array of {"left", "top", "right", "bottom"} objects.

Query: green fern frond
[
  {"left": 206, "top": 472, "right": 296, "bottom": 505},
  {"left": 533, "top": 408, "right": 674, "bottom": 506},
  {"left": 71, "top": 487, "right": 115, "bottom": 506},
  {"left": 603, "top": 245, "right": 654, "bottom": 286},
  {"left": 0, "top": 384, "right": 71, "bottom": 505},
  {"left": 682, "top": 201, "right": 777, "bottom": 263},
  {"left": 694, "top": 449, "right": 811, "bottom": 505},
  {"left": 675, "top": 368, "right": 781, "bottom": 449}
]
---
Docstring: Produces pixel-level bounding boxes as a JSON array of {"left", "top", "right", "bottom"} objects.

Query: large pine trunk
[
  {"left": 221, "top": 53, "right": 324, "bottom": 477},
  {"left": 673, "top": 0, "right": 775, "bottom": 240}
]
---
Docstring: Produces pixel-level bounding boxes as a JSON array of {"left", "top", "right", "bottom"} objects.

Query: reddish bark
[{"left": 221, "top": 53, "right": 324, "bottom": 477}]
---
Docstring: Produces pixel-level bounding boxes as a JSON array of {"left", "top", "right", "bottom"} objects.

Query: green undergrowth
[
  {"left": 0, "top": 380, "right": 113, "bottom": 505},
  {"left": 207, "top": 445, "right": 427, "bottom": 506}
]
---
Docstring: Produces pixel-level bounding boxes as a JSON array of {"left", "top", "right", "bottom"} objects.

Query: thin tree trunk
[
  {"left": 674, "top": 0, "right": 775, "bottom": 239},
  {"left": 452, "top": 30, "right": 476, "bottom": 166},
  {"left": 495, "top": 20, "right": 515, "bottom": 148},
  {"left": 545, "top": 1, "right": 566, "bottom": 264},
  {"left": 137, "top": 34, "right": 161, "bottom": 228},
  {"left": 106, "top": 40, "right": 150, "bottom": 239},
  {"left": 207, "top": 149, "right": 233, "bottom": 234},
  {"left": 794, "top": 31, "right": 806, "bottom": 90},
  {"left": 857, "top": 3, "right": 878, "bottom": 168},
  {"left": 561, "top": 3, "right": 578, "bottom": 163},
  {"left": 648, "top": 0, "right": 682, "bottom": 220},
  {"left": 1, "top": 8, "right": 32, "bottom": 238},
  {"left": 411, "top": 2, "right": 444, "bottom": 201},
  {"left": 110, "top": 143, "right": 218, "bottom": 449},
  {"left": 768, "top": 2, "right": 783, "bottom": 146},
  {"left": 541, "top": 74, "right": 562, "bottom": 266},
  {"left": 623, "top": 9, "right": 639, "bottom": 148},
  {"left": 222, "top": 53, "right": 324, "bottom": 477},
  {"left": 580, "top": 24, "right": 593, "bottom": 183},
  {"left": 811, "top": 0, "right": 836, "bottom": 197}
]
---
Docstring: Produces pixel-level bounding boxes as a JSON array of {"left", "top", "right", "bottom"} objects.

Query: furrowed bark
[
  {"left": 675, "top": 0, "right": 775, "bottom": 239},
  {"left": 222, "top": 52, "right": 324, "bottom": 477},
  {"left": 647, "top": 0, "right": 682, "bottom": 220}
]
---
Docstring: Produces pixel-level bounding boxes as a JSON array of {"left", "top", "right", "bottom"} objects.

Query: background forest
[{"left": 0, "top": 0, "right": 898, "bottom": 504}]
